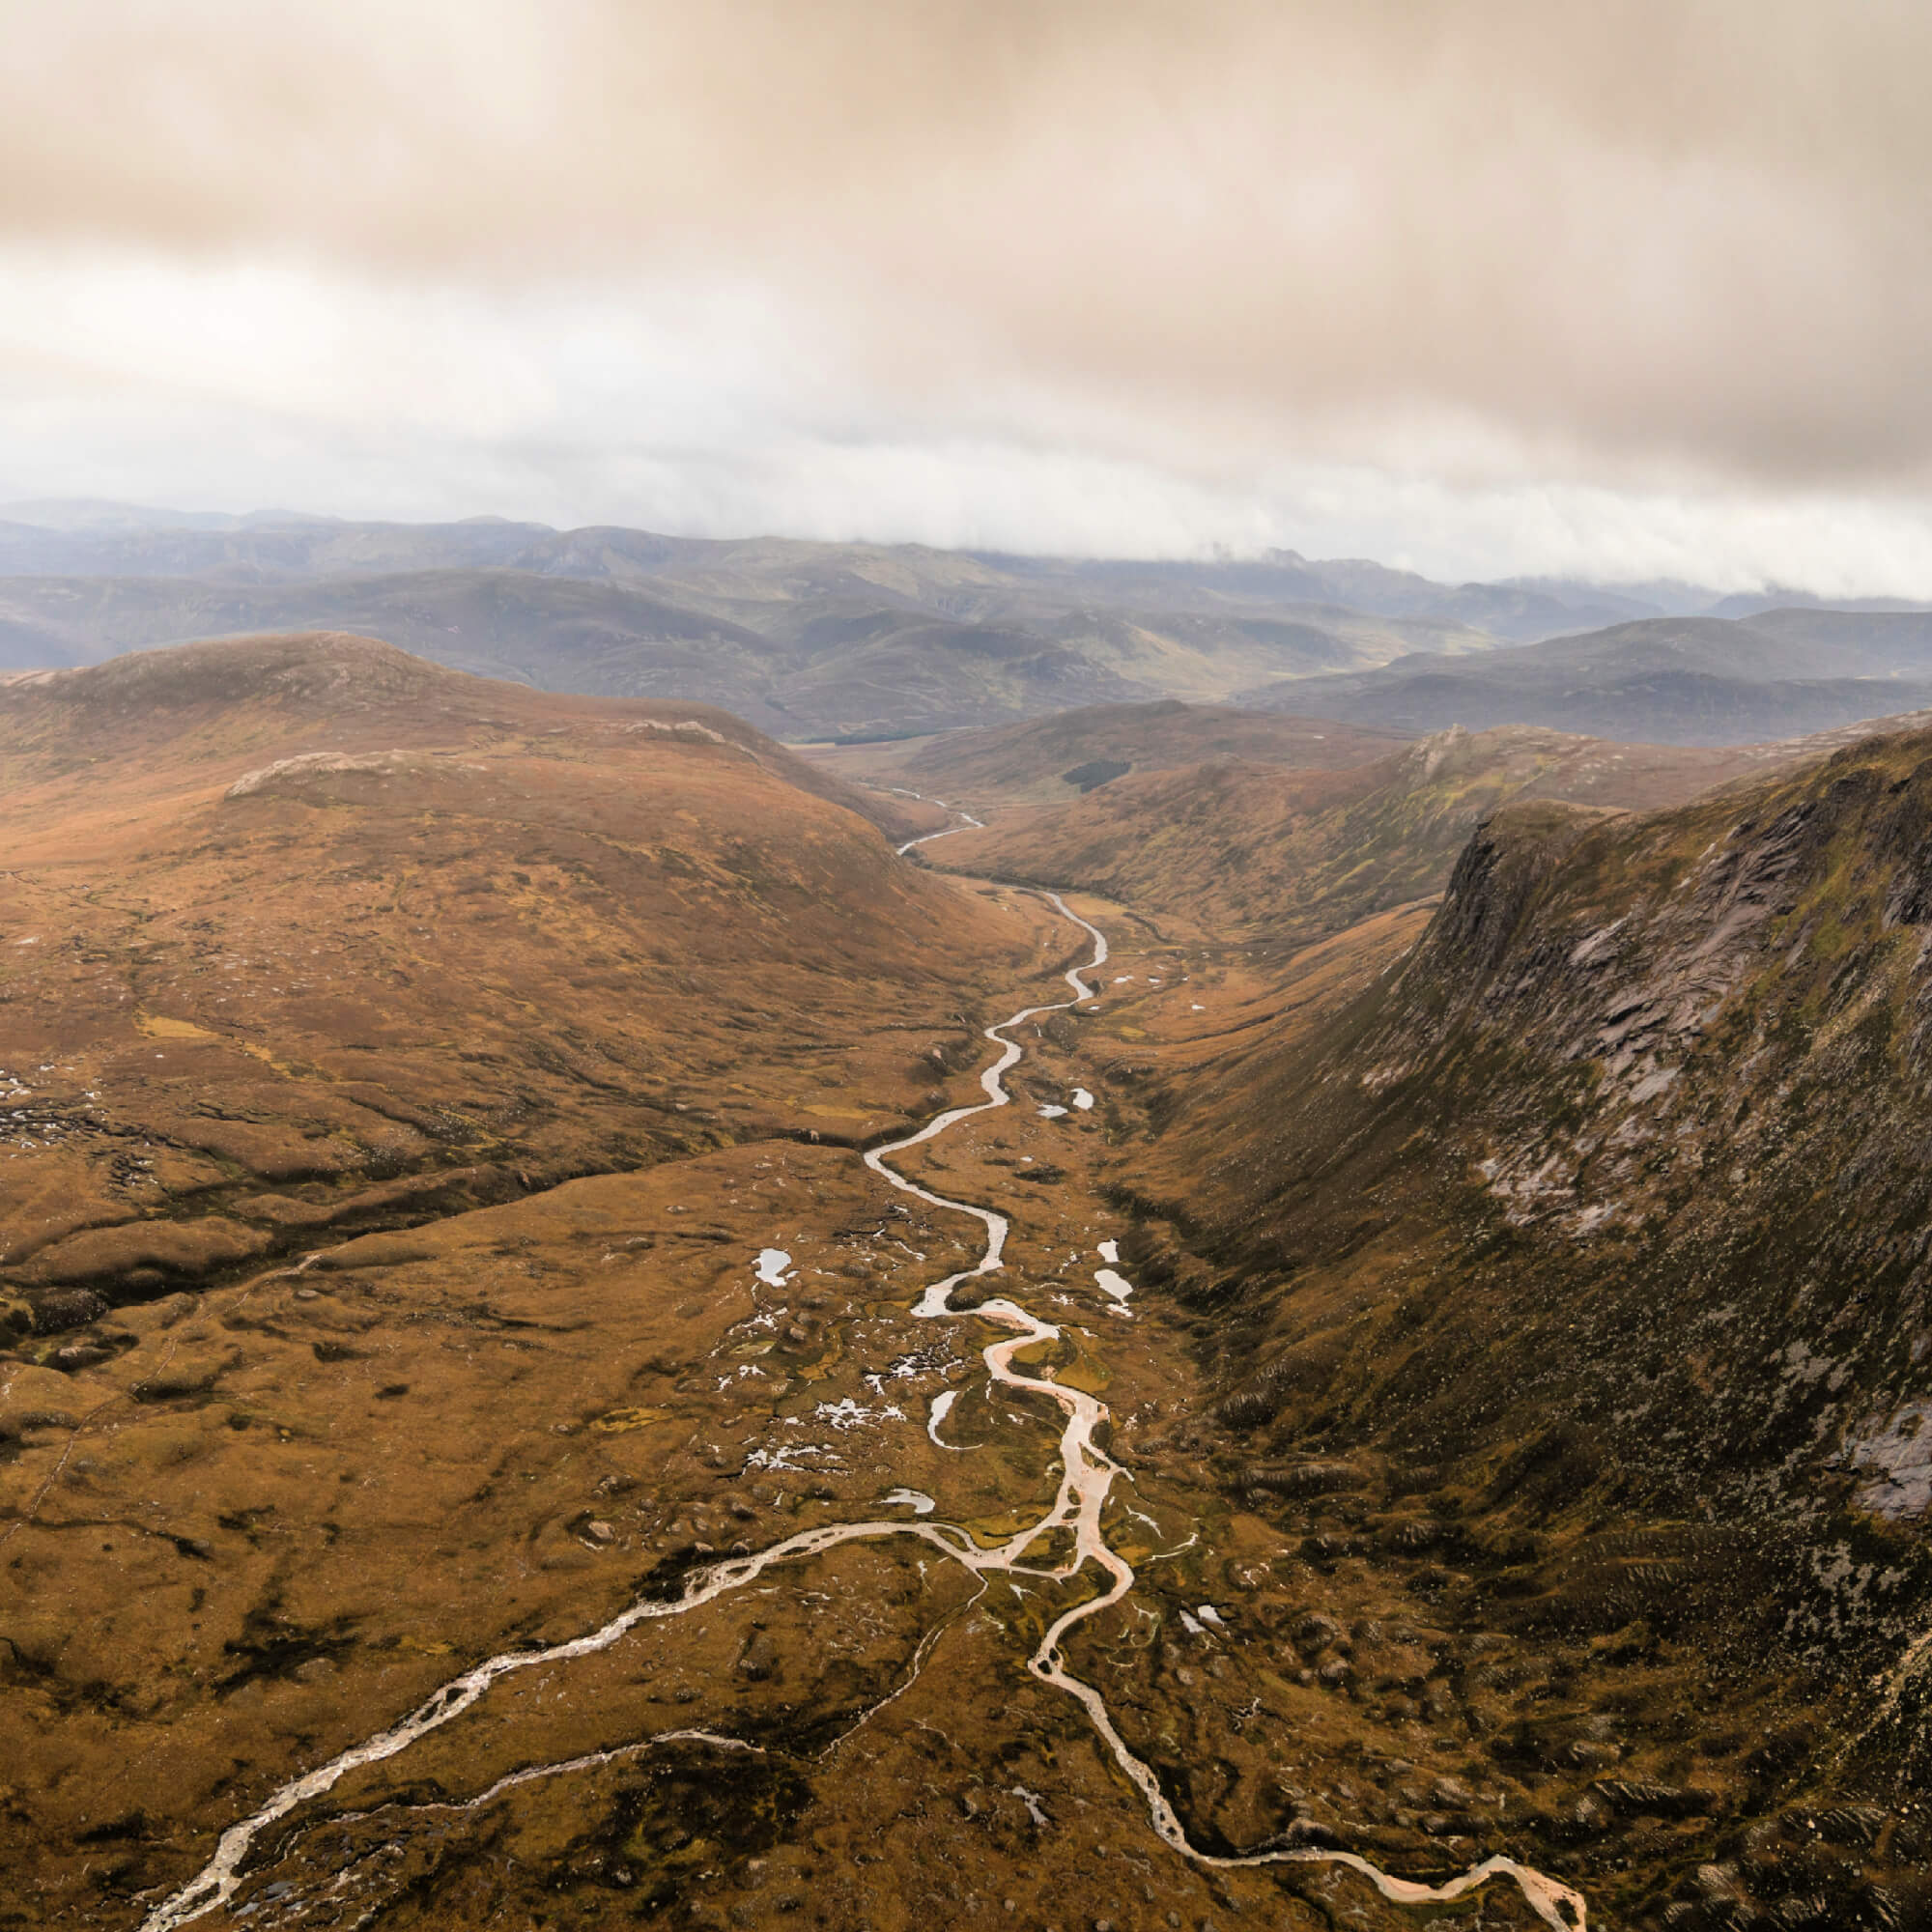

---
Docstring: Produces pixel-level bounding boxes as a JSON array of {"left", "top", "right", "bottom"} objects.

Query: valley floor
[
  {"left": 9, "top": 823, "right": 1923, "bottom": 1932},
  {"left": 6, "top": 863, "right": 1595, "bottom": 1932}
]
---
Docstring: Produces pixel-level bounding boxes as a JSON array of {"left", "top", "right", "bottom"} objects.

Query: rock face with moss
[
  {"left": 1124, "top": 727, "right": 1932, "bottom": 1926},
  {"left": 928, "top": 722, "right": 1818, "bottom": 949}
]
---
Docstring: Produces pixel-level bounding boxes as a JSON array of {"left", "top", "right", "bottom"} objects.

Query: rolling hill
[
  {"left": 0, "top": 633, "right": 1122, "bottom": 1924},
  {"left": 1243, "top": 611, "right": 1932, "bottom": 744},
  {"left": 0, "top": 505, "right": 1772, "bottom": 743},
  {"left": 0, "top": 633, "right": 1035, "bottom": 1332},
  {"left": 810, "top": 698, "right": 1414, "bottom": 806},
  {"left": 0, "top": 562, "right": 1495, "bottom": 740},
  {"left": 0, "top": 503, "right": 1679, "bottom": 642},
  {"left": 7, "top": 505, "right": 1929, "bottom": 749}
]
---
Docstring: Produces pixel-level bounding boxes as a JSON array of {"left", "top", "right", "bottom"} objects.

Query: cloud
[{"left": 2, "top": 2, "right": 1930, "bottom": 581}]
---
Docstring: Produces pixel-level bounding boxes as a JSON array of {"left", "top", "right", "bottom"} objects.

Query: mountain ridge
[
  {"left": 1242, "top": 611, "right": 1932, "bottom": 744},
  {"left": 1, "top": 506, "right": 1926, "bottom": 745}
]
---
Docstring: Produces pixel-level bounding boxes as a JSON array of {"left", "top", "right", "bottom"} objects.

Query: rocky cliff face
[
  {"left": 1121, "top": 725, "right": 1932, "bottom": 1926},
  {"left": 927, "top": 721, "right": 1763, "bottom": 949}
]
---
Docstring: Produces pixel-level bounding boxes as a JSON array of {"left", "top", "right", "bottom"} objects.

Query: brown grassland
[{"left": 6, "top": 641, "right": 1929, "bottom": 1932}]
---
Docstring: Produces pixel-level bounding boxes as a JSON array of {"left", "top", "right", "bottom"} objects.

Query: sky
[{"left": 4, "top": 0, "right": 1931, "bottom": 591}]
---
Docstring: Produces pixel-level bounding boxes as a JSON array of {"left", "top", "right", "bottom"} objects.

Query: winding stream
[
  {"left": 137, "top": 878, "right": 1586, "bottom": 1932},
  {"left": 892, "top": 791, "right": 984, "bottom": 856}
]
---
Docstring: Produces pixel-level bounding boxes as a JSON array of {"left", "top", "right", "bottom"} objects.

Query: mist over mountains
[
  {"left": 1245, "top": 611, "right": 1932, "bottom": 747},
  {"left": 7, "top": 499, "right": 1925, "bottom": 746}
]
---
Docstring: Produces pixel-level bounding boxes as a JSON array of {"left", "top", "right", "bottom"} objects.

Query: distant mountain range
[
  {"left": 1241, "top": 610, "right": 1932, "bottom": 744},
  {"left": 0, "top": 500, "right": 1925, "bottom": 743}
]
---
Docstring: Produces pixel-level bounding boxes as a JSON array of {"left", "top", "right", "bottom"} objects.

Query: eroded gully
[{"left": 137, "top": 875, "right": 1588, "bottom": 1932}]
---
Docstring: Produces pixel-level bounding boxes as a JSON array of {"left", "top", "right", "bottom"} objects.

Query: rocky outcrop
[
  {"left": 1135, "top": 722, "right": 1932, "bottom": 1817},
  {"left": 225, "top": 748, "right": 482, "bottom": 798}
]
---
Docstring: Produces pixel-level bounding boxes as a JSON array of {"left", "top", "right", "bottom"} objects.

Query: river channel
[{"left": 138, "top": 874, "right": 1586, "bottom": 1932}]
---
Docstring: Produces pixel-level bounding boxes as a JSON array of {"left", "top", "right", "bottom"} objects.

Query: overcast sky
[{"left": 5, "top": 1, "right": 1931, "bottom": 590}]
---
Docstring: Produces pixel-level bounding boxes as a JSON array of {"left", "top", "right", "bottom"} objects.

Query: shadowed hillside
[{"left": 1092, "top": 725, "right": 1932, "bottom": 1925}]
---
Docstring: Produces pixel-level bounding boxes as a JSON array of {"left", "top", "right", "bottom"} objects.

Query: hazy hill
[
  {"left": 5, "top": 500, "right": 1928, "bottom": 748},
  {"left": 0, "top": 514, "right": 553, "bottom": 582},
  {"left": 1243, "top": 611, "right": 1932, "bottom": 743},
  {"left": 935, "top": 548, "right": 1658, "bottom": 643},
  {"left": 0, "top": 568, "right": 781, "bottom": 685},
  {"left": 1742, "top": 606, "right": 1932, "bottom": 663},
  {"left": 0, "top": 497, "right": 329, "bottom": 531},
  {"left": 0, "top": 564, "right": 1498, "bottom": 740},
  {"left": 0, "top": 506, "right": 1760, "bottom": 742},
  {"left": 1706, "top": 586, "right": 1932, "bottom": 620},
  {"left": 810, "top": 698, "right": 1412, "bottom": 805},
  {"left": 0, "top": 504, "right": 1681, "bottom": 639}
]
